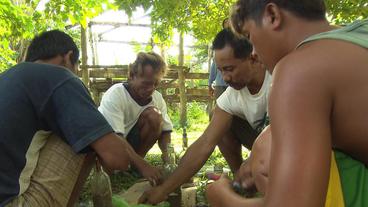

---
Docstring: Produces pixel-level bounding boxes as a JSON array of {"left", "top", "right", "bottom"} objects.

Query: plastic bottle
[{"left": 90, "top": 159, "right": 113, "bottom": 207}]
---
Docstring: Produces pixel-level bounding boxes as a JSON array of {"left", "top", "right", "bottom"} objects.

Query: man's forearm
[
  {"left": 160, "top": 138, "right": 216, "bottom": 195},
  {"left": 117, "top": 134, "right": 150, "bottom": 170},
  {"left": 158, "top": 132, "right": 171, "bottom": 155}
]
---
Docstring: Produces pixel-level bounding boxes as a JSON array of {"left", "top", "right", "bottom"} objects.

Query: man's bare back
[{"left": 290, "top": 39, "right": 368, "bottom": 165}]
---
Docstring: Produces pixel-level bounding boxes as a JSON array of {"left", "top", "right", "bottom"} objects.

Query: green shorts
[{"left": 325, "top": 150, "right": 368, "bottom": 207}]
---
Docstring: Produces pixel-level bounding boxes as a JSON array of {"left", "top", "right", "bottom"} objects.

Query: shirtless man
[{"left": 206, "top": 0, "right": 368, "bottom": 206}]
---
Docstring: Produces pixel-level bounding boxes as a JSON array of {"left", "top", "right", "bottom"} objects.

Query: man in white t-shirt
[
  {"left": 140, "top": 29, "right": 271, "bottom": 204},
  {"left": 99, "top": 52, "right": 173, "bottom": 184}
]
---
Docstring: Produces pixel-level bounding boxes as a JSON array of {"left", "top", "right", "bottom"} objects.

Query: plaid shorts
[{"left": 6, "top": 134, "right": 86, "bottom": 207}]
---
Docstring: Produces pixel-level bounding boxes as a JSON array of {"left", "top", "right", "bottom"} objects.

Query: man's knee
[
  {"left": 138, "top": 107, "right": 163, "bottom": 131},
  {"left": 250, "top": 126, "right": 272, "bottom": 193}
]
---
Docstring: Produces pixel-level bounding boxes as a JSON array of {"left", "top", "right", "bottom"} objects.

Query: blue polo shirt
[{"left": 0, "top": 62, "right": 113, "bottom": 205}]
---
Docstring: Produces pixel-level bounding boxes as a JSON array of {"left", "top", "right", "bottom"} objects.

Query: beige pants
[{"left": 6, "top": 134, "right": 86, "bottom": 207}]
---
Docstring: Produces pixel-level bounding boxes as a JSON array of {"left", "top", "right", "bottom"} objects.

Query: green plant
[
  {"left": 168, "top": 102, "right": 209, "bottom": 131},
  {"left": 187, "top": 102, "right": 209, "bottom": 131}
]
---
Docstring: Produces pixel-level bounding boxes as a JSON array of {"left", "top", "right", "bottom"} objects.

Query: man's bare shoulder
[
  {"left": 273, "top": 38, "right": 368, "bottom": 165},
  {"left": 274, "top": 38, "right": 367, "bottom": 89}
]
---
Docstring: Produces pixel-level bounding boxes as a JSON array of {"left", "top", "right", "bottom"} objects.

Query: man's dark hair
[
  {"left": 231, "top": 0, "right": 326, "bottom": 34},
  {"left": 25, "top": 30, "right": 79, "bottom": 65},
  {"left": 212, "top": 29, "right": 253, "bottom": 60}
]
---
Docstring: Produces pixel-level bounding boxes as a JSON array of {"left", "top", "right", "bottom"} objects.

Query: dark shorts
[
  {"left": 126, "top": 123, "right": 141, "bottom": 151},
  {"left": 230, "top": 116, "right": 264, "bottom": 150},
  {"left": 126, "top": 123, "right": 171, "bottom": 151}
]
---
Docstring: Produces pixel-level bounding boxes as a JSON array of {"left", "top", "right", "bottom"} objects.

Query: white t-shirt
[
  {"left": 98, "top": 83, "right": 173, "bottom": 136},
  {"left": 216, "top": 72, "right": 272, "bottom": 129}
]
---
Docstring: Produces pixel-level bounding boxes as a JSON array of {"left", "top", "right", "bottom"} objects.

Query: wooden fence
[{"left": 80, "top": 65, "right": 210, "bottom": 103}]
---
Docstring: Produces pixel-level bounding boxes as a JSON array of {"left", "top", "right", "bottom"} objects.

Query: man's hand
[
  {"left": 206, "top": 174, "right": 233, "bottom": 207},
  {"left": 234, "top": 158, "right": 255, "bottom": 190},
  {"left": 138, "top": 162, "right": 163, "bottom": 186},
  {"left": 139, "top": 185, "right": 169, "bottom": 204},
  {"left": 206, "top": 174, "right": 264, "bottom": 207}
]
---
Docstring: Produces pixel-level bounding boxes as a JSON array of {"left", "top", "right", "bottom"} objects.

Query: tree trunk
[
  {"left": 15, "top": 39, "right": 30, "bottom": 63},
  {"left": 207, "top": 44, "right": 213, "bottom": 120},
  {"left": 81, "top": 25, "right": 89, "bottom": 87},
  {"left": 88, "top": 24, "right": 98, "bottom": 65},
  {"left": 178, "top": 32, "right": 188, "bottom": 148}
]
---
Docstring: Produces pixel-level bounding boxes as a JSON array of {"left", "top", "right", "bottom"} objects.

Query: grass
[{"left": 79, "top": 103, "right": 250, "bottom": 206}]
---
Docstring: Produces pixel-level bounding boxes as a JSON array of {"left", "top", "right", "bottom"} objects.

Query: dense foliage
[
  {"left": 0, "top": 0, "right": 113, "bottom": 71},
  {"left": 0, "top": 0, "right": 366, "bottom": 70}
]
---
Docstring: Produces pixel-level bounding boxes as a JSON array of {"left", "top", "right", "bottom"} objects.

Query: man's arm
[
  {"left": 92, "top": 132, "right": 162, "bottom": 183},
  {"left": 90, "top": 132, "right": 130, "bottom": 171},
  {"left": 158, "top": 131, "right": 171, "bottom": 163},
  {"left": 120, "top": 133, "right": 162, "bottom": 183},
  {"left": 140, "top": 106, "right": 233, "bottom": 204},
  {"left": 266, "top": 53, "right": 333, "bottom": 207},
  {"left": 206, "top": 175, "right": 264, "bottom": 207}
]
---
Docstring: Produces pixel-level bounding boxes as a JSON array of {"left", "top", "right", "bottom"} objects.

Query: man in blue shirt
[
  {"left": 208, "top": 61, "right": 229, "bottom": 99},
  {"left": 208, "top": 18, "right": 231, "bottom": 102},
  {"left": 0, "top": 30, "right": 157, "bottom": 206}
]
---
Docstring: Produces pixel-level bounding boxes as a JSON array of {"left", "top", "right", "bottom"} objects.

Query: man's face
[
  {"left": 240, "top": 4, "right": 292, "bottom": 72},
  {"left": 241, "top": 19, "right": 276, "bottom": 71},
  {"left": 130, "top": 65, "right": 161, "bottom": 100},
  {"left": 214, "top": 45, "right": 253, "bottom": 90}
]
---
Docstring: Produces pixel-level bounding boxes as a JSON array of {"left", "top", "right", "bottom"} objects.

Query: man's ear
[
  {"left": 262, "top": 3, "right": 283, "bottom": 30},
  {"left": 64, "top": 50, "right": 74, "bottom": 65}
]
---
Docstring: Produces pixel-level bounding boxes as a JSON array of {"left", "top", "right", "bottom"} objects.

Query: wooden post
[
  {"left": 178, "top": 32, "right": 188, "bottom": 148},
  {"left": 208, "top": 43, "right": 213, "bottom": 72},
  {"left": 181, "top": 186, "right": 197, "bottom": 207},
  {"left": 81, "top": 25, "right": 89, "bottom": 87},
  {"left": 207, "top": 44, "right": 214, "bottom": 119},
  {"left": 91, "top": 87, "right": 100, "bottom": 105},
  {"left": 88, "top": 24, "right": 98, "bottom": 65}
]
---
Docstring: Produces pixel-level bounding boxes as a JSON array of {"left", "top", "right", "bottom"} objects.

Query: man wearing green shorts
[{"left": 206, "top": 0, "right": 368, "bottom": 206}]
